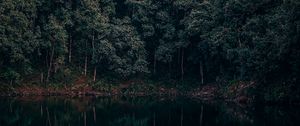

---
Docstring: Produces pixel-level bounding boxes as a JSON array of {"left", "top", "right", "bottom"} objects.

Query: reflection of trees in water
[
  {"left": 0, "top": 97, "right": 300, "bottom": 126},
  {"left": 211, "top": 102, "right": 300, "bottom": 126},
  {"left": 260, "top": 106, "right": 300, "bottom": 126},
  {"left": 213, "top": 102, "right": 255, "bottom": 126},
  {"left": 109, "top": 115, "right": 149, "bottom": 126},
  {"left": 0, "top": 97, "right": 160, "bottom": 126}
]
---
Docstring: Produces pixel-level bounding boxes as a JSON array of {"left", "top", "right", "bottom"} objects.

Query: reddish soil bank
[
  {"left": 189, "top": 81, "right": 257, "bottom": 104},
  {"left": 0, "top": 85, "right": 181, "bottom": 97},
  {"left": 0, "top": 76, "right": 257, "bottom": 105},
  {"left": 0, "top": 77, "right": 180, "bottom": 97},
  {"left": 0, "top": 86, "right": 101, "bottom": 97}
]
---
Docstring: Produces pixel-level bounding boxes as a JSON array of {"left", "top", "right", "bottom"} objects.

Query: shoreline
[
  {"left": 1, "top": 80, "right": 299, "bottom": 106},
  {"left": 0, "top": 82, "right": 253, "bottom": 104}
]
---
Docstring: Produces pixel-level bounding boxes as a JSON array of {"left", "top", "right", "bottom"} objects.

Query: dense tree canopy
[{"left": 0, "top": 0, "right": 299, "bottom": 88}]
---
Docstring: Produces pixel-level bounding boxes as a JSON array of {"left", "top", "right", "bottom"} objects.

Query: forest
[{"left": 0, "top": 0, "right": 299, "bottom": 103}]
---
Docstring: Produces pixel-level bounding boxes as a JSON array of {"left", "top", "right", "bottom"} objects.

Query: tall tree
[
  {"left": 43, "top": 15, "right": 67, "bottom": 83},
  {"left": 0, "top": 0, "right": 40, "bottom": 83}
]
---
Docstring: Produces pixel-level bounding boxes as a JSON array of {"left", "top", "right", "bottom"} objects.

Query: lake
[{"left": 0, "top": 96, "right": 299, "bottom": 126}]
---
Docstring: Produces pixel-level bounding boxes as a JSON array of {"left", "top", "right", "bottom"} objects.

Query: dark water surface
[{"left": 0, "top": 96, "right": 299, "bottom": 126}]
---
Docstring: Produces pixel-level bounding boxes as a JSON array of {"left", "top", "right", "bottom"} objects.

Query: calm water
[{"left": 0, "top": 96, "right": 299, "bottom": 126}]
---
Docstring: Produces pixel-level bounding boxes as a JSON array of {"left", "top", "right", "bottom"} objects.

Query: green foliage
[
  {"left": 0, "top": 0, "right": 40, "bottom": 83},
  {"left": 0, "top": 0, "right": 299, "bottom": 102},
  {"left": 0, "top": 68, "right": 21, "bottom": 82},
  {"left": 107, "top": 17, "right": 149, "bottom": 78},
  {"left": 92, "top": 80, "right": 115, "bottom": 92}
]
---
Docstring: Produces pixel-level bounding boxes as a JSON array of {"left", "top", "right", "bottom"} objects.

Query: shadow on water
[{"left": 0, "top": 96, "right": 299, "bottom": 126}]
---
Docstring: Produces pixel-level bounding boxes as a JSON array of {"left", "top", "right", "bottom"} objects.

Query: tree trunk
[
  {"left": 178, "top": 48, "right": 180, "bottom": 65},
  {"left": 92, "top": 31, "right": 95, "bottom": 59},
  {"left": 54, "top": 62, "right": 58, "bottom": 73},
  {"left": 40, "top": 72, "right": 44, "bottom": 84},
  {"left": 46, "top": 46, "right": 54, "bottom": 83},
  {"left": 217, "top": 64, "right": 223, "bottom": 82},
  {"left": 168, "top": 61, "right": 171, "bottom": 79},
  {"left": 238, "top": 39, "right": 244, "bottom": 80},
  {"left": 153, "top": 51, "right": 156, "bottom": 74},
  {"left": 181, "top": 48, "right": 184, "bottom": 81},
  {"left": 0, "top": 59, "right": 2, "bottom": 70},
  {"left": 84, "top": 55, "right": 87, "bottom": 76},
  {"left": 69, "top": 35, "right": 72, "bottom": 63},
  {"left": 84, "top": 41, "right": 88, "bottom": 76},
  {"left": 93, "top": 67, "right": 97, "bottom": 82},
  {"left": 200, "top": 61, "right": 204, "bottom": 85},
  {"left": 92, "top": 32, "right": 96, "bottom": 81},
  {"left": 46, "top": 50, "right": 48, "bottom": 67}
]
